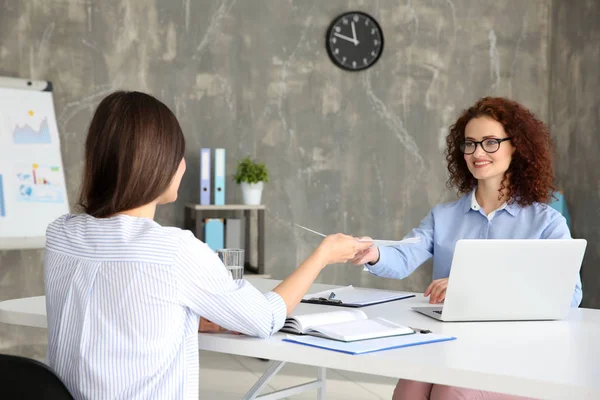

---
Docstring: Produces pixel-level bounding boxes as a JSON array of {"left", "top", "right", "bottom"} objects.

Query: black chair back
[{"left": 0, "top": 353, "right": 75, "bottom": 399}]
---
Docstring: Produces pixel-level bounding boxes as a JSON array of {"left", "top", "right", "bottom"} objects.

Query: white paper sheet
[{"left": 294, "top": 224, "right": 421, "bottom": 247}]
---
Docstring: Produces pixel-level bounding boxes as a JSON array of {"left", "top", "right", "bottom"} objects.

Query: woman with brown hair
[
  {"left": 351, "top": 97, "right": 581, "bottom": 400},
  {"left": 44, "top": 91, "right": 371, "bottom": 399}
]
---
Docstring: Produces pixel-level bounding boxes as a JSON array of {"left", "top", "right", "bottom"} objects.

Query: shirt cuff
[
  {"left": 363, "top": 246, "right": 394, "bottom": 276},
  {"left": 264, "top": 291, "right": 287, "bottom": 334}
]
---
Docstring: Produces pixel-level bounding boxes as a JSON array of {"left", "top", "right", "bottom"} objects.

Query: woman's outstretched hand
[
  {"left": 350, "top": 237, "right": 380, "bottom": 265},
  {"left": 316, "top": 234, "right": 373, "bottom": 265}
]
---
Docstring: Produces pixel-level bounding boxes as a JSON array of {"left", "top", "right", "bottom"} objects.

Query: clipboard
[{"left": 301, "top": 286, "right": 415, "bottom": 308}]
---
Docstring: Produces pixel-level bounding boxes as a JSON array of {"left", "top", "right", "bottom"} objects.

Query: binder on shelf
[
  {"left": 205, "top": 218, "right": 224, "bottom": 252},
  {"left": 214, "top": 148, "right": 226, "bottom": 205},
  {"left": 200, "top": 148, "right": 211, "bottom": 205},
  {"left": 225, "top": 218, "right": 245, "bottom": 249}
]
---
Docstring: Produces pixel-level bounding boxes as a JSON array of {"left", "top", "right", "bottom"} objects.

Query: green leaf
[{"left": 232, "top": 156, "right": 270, "bottom": 184}]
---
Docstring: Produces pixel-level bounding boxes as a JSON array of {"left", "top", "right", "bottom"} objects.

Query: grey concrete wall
[
  {"left": 0, "top": 0, "right": 566, "bottom": 357},
  {"left": 550, "top": 0, "right": 600, "bottom": 309}
]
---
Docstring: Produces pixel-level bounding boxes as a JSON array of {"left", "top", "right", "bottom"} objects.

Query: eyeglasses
[{"left": 459, "top": 138, "right": 511, "bottom": 155}]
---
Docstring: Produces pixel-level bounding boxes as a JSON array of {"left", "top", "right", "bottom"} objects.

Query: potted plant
[{"left": 233, "top": 156, "right": 269, "bottom": 205}]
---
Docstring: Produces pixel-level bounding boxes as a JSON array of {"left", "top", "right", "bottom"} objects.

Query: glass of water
[{"left": 217, "top": 248, "right": 244, "bottom": 280}]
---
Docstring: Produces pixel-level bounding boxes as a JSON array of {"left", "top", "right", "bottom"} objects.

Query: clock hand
[
  {"left": 333, "top": 32, "right": 359, "bottom": 45},
  {"left": 351, "top": 22, "right": 358, "bottom": 46}
]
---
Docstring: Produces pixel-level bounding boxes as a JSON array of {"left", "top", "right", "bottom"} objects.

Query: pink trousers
[{"left": 392, "top": 379, "right": 537, "bottom": 400}]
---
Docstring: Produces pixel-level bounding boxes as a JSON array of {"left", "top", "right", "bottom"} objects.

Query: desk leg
[
  {"left": 241, "top": 361, "right": 285, "bottom": 400},
  {"left": 241, "top": 361, "right": 327, "bottom": 400},
  {"left": 317, "top": 367, "right": 326, "bottom": 400}
]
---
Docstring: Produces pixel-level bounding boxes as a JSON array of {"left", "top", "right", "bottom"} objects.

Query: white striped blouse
[{"left": 44, "top": 213, "right": 286, "bottom": 400}]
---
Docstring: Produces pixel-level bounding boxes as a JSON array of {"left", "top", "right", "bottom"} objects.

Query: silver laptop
[{"left": 413, "top": 239, "right": 586, "bottom": 322}]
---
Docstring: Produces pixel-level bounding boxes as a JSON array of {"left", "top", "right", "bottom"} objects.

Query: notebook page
[
  {"left": 307, "top": 317, "right": 414, "bottom": 342},
  {"left": 284, "top": 309, "right": 367, "bottom": 333},
  {"left": 294, "top": 224, "right": 421, "bottom": 248}
]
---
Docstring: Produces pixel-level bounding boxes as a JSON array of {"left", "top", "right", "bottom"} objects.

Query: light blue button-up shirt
[{"left": 366, "top": 190, "right": 583, "bottom": 307}]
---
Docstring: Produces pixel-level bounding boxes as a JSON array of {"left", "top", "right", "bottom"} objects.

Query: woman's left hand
[
  {"left": 424, "top": 278, "right": 449, "bottom": 304},
  {"left": 198, "top": 317, "right": 227, "bottom": 333}
]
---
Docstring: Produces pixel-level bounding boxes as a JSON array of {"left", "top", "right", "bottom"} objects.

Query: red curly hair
[{"left": 445, "top": 97, "right": 556, "bottom": 206}]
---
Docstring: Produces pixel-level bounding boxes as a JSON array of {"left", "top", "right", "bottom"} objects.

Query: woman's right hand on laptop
[{"left": 425, "top": 278, "right": 449, "bottom": 304}]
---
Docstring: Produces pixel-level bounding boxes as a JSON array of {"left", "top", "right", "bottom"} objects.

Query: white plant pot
[{"left": 241, "top": 182, "right": 264, "bottom": 205}]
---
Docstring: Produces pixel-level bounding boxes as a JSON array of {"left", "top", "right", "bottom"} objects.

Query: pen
[{"left": 409, "top": 326, "right": 431, "bottom": 334}]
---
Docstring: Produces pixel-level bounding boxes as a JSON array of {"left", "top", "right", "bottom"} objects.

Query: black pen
[{"left": 409, "top": 326, "right": 431, "bottom": 334}]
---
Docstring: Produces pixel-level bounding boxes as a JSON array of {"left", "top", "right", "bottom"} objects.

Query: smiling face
[{"left": 463, "top": 117, "right": 515, "bottom": 182}]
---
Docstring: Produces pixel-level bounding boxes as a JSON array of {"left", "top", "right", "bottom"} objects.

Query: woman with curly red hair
[{"left": 351, "top": 97, "right": 581, "bottom": 400}]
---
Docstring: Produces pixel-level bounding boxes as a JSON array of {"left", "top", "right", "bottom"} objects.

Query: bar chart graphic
[{"left": 16, "top": 164, "right": 64, "bottom": 203}]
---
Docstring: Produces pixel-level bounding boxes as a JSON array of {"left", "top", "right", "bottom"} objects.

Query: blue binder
[
  {"left": 283, "top": 333, "right": 456, "bottom": 355},
  {"left": 205, "top": 218, "right": 224, "bottom": 252},
  {"left": 200, "top": 148, "right": 211, "bottom": 205},
  {"left": 214, "top": 148, "right": 225, "bottom": 205}
]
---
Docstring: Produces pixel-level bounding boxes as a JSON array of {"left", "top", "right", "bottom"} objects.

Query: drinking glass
[{"left": 217, "top": 248, "right": 244, "bottom": 280}]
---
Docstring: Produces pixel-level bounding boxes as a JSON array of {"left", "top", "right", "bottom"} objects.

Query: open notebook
[{"left": 281, "top": 309, "right": 414, "bottom": 342}]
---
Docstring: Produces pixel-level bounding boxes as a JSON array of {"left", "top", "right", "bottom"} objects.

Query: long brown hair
[
  {"left": 445, "top": 97, "right": 556, "bottom": 205},
  {"left": 79, "top": 91, "right": 185, "bottom": 217}
]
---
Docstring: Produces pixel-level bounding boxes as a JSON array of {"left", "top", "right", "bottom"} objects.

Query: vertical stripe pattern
[{"left": 44, "top": 213, "right": 286, "bottom": 400}]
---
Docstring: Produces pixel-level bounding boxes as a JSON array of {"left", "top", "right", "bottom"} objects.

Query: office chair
[
  {"left": 0, "top": 353, "right": 75, "bottom": 399},
  {"left": 549, "top": 190, "right": 571, "bottom": 228}
]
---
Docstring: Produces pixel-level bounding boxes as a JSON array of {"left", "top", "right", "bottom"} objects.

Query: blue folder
[
  {"left": 214, "top": 148, "right": 225, "bottom": 205},
  {"left": 205, "top": 218, "right": 224, "bottom": 252},
  {"left": 283, "top": 333, "right": 456, "bottom": 355}
]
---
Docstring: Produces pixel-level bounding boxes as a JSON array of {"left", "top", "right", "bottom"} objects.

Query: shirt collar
[{"left": 465, "top": 189, "right": 522, "bottom": 217}]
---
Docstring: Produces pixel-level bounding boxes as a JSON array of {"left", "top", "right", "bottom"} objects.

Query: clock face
[{"left": 326, "top": 11, "right": 384, "bottom": 71}]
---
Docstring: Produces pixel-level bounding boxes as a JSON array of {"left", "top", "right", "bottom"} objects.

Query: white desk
[
  {"left": 1, "top": 278, "right": 600, "bottom": 400},
  {"left": 0, "top": 295, "right": 46, "bottom": 328}
]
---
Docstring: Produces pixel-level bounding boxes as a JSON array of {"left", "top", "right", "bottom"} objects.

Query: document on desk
[
  {"left": 283, "top": 333, "right": 456, "bottom": 355},
  {"left": 282, "top": 309, "right": 414, "bottom": 342},
  {"left": 302, "top": 285, "right": 415, "bottom": 307},
  {"left": 294, "top": 224, "right": 421, "bottom": 247}
]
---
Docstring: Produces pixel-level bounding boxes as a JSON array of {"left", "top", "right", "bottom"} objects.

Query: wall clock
[{"left": 325, "top": 11, "right": 384, "bottom": 71}]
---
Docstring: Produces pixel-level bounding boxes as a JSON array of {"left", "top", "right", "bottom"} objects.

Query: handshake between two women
[{"left": 321, "top": 234, "right": 448, "bottom": 304}]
